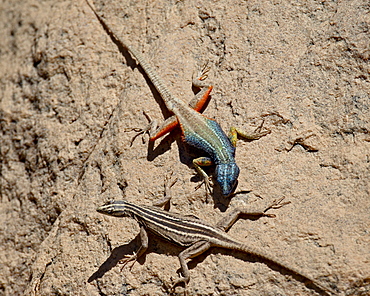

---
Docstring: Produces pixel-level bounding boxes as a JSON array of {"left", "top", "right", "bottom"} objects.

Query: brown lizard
[{"left": 97, "top": 193, "right": 336, "bottom": 295}]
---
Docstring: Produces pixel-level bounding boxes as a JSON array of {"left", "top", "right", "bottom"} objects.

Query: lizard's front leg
[
  {"left": 119, "top": 226, "right": 148, "bottom": 270},
  {"left": 229, "top": 124, "right": 271, "bottom": 147},
  {"left": 192, "top": 156, "right": 213, "bottom": 198},
  {"left": 171, "top": 240, "right": 211, "bottom": 290},
  {"left": 152, "top": 173, "right": 178, "bottom": 207}
]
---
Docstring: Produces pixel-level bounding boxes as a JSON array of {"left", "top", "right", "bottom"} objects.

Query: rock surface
[{"left": 1, "top": 0, "right": 369, "bottom": 295}]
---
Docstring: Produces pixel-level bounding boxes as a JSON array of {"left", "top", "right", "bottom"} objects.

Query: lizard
[
  {"left": 96, "top": 198, "right": 335, "bottom": 295},
  {"left": 85, "top": 0, "right": 270, "bottom": 197}
]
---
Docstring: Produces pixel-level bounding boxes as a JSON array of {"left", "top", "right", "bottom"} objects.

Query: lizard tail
[
  {"left": 236, "top": 243, "right": 336, "bottom": 295},
  {"left": 85, "top": 0, "right": 175, "bottom": 107}
]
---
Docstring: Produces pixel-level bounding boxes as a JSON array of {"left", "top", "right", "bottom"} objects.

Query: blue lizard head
[{"left": 215, "top": 163, "right": 240, "bottom": 197}]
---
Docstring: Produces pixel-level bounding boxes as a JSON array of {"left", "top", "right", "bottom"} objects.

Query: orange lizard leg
[
  {"left": 149, "top": 117, "right": 179, "bottom": 141},
  {"left": 192, "top": 86, "right": 213, "bottom": 113},
  {"left": 150, "top": 86, "right": 213, "bottom": 141}
]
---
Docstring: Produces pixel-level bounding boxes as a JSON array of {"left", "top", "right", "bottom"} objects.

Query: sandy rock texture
[{"left": 1, "top": 0, "right": 369, "bottom": 295}]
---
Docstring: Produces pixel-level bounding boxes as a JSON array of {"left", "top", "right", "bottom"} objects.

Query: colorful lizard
[{"left": 87, "top": 0, "right": 270, "bottom": 197}]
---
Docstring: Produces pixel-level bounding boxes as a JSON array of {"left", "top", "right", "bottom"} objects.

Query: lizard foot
[
  {"left": 170, "top": 275, "right": 189, "bottom": 294},
  {"left": 196, "top": 62, "right": 210, "bottom": 81},
  {"left": 263, "top": 197, "right": 291, "bottom": 218},
  {"left": 152, "top": 172, "right": 178, "bottom": 207},
  {"left": 119, "top": 252, "right": 138, "bottom": 271},
  {"left": 192, "top": 62, "right": 211, "bottom": 89},
  {"left": 124, "top": 111, "right": 157, "bottom": 146},
  {"left": 252, "top": 119, "right": 271, "bottom": 139},
  {"left": 194, "top": 176, "right": 213, "bottom": 201}
]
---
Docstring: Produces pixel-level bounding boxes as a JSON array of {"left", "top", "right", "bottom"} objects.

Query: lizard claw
[
  {"left": 164, "top": 172, "right": 178, "bottom": 189},
  {"left": 194, "top": 176, "right": 213, "bottom": 201},
  {"left": 170, "top": 275, "right": 189, "bottom": 294},
  {"left": 252, "top": 119, "right": 271, "bottom": 139},
  {"left": 125, "top": 111, "right": 156, "bottom": 146},
  {"left": 197, "top": 62, "right": 210, "bottom": 81},
  {"left": 193, "top": 61, "right": 210, "bottom": 83},
  {"left": 119, "top": 252, "right": 138, "bottom": 271},
  {"left": 263, "top": 197, "right": 291, "bottom": 218},
  {"left": 153, "top": 172, "right": 178, "bottom": 207}
]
